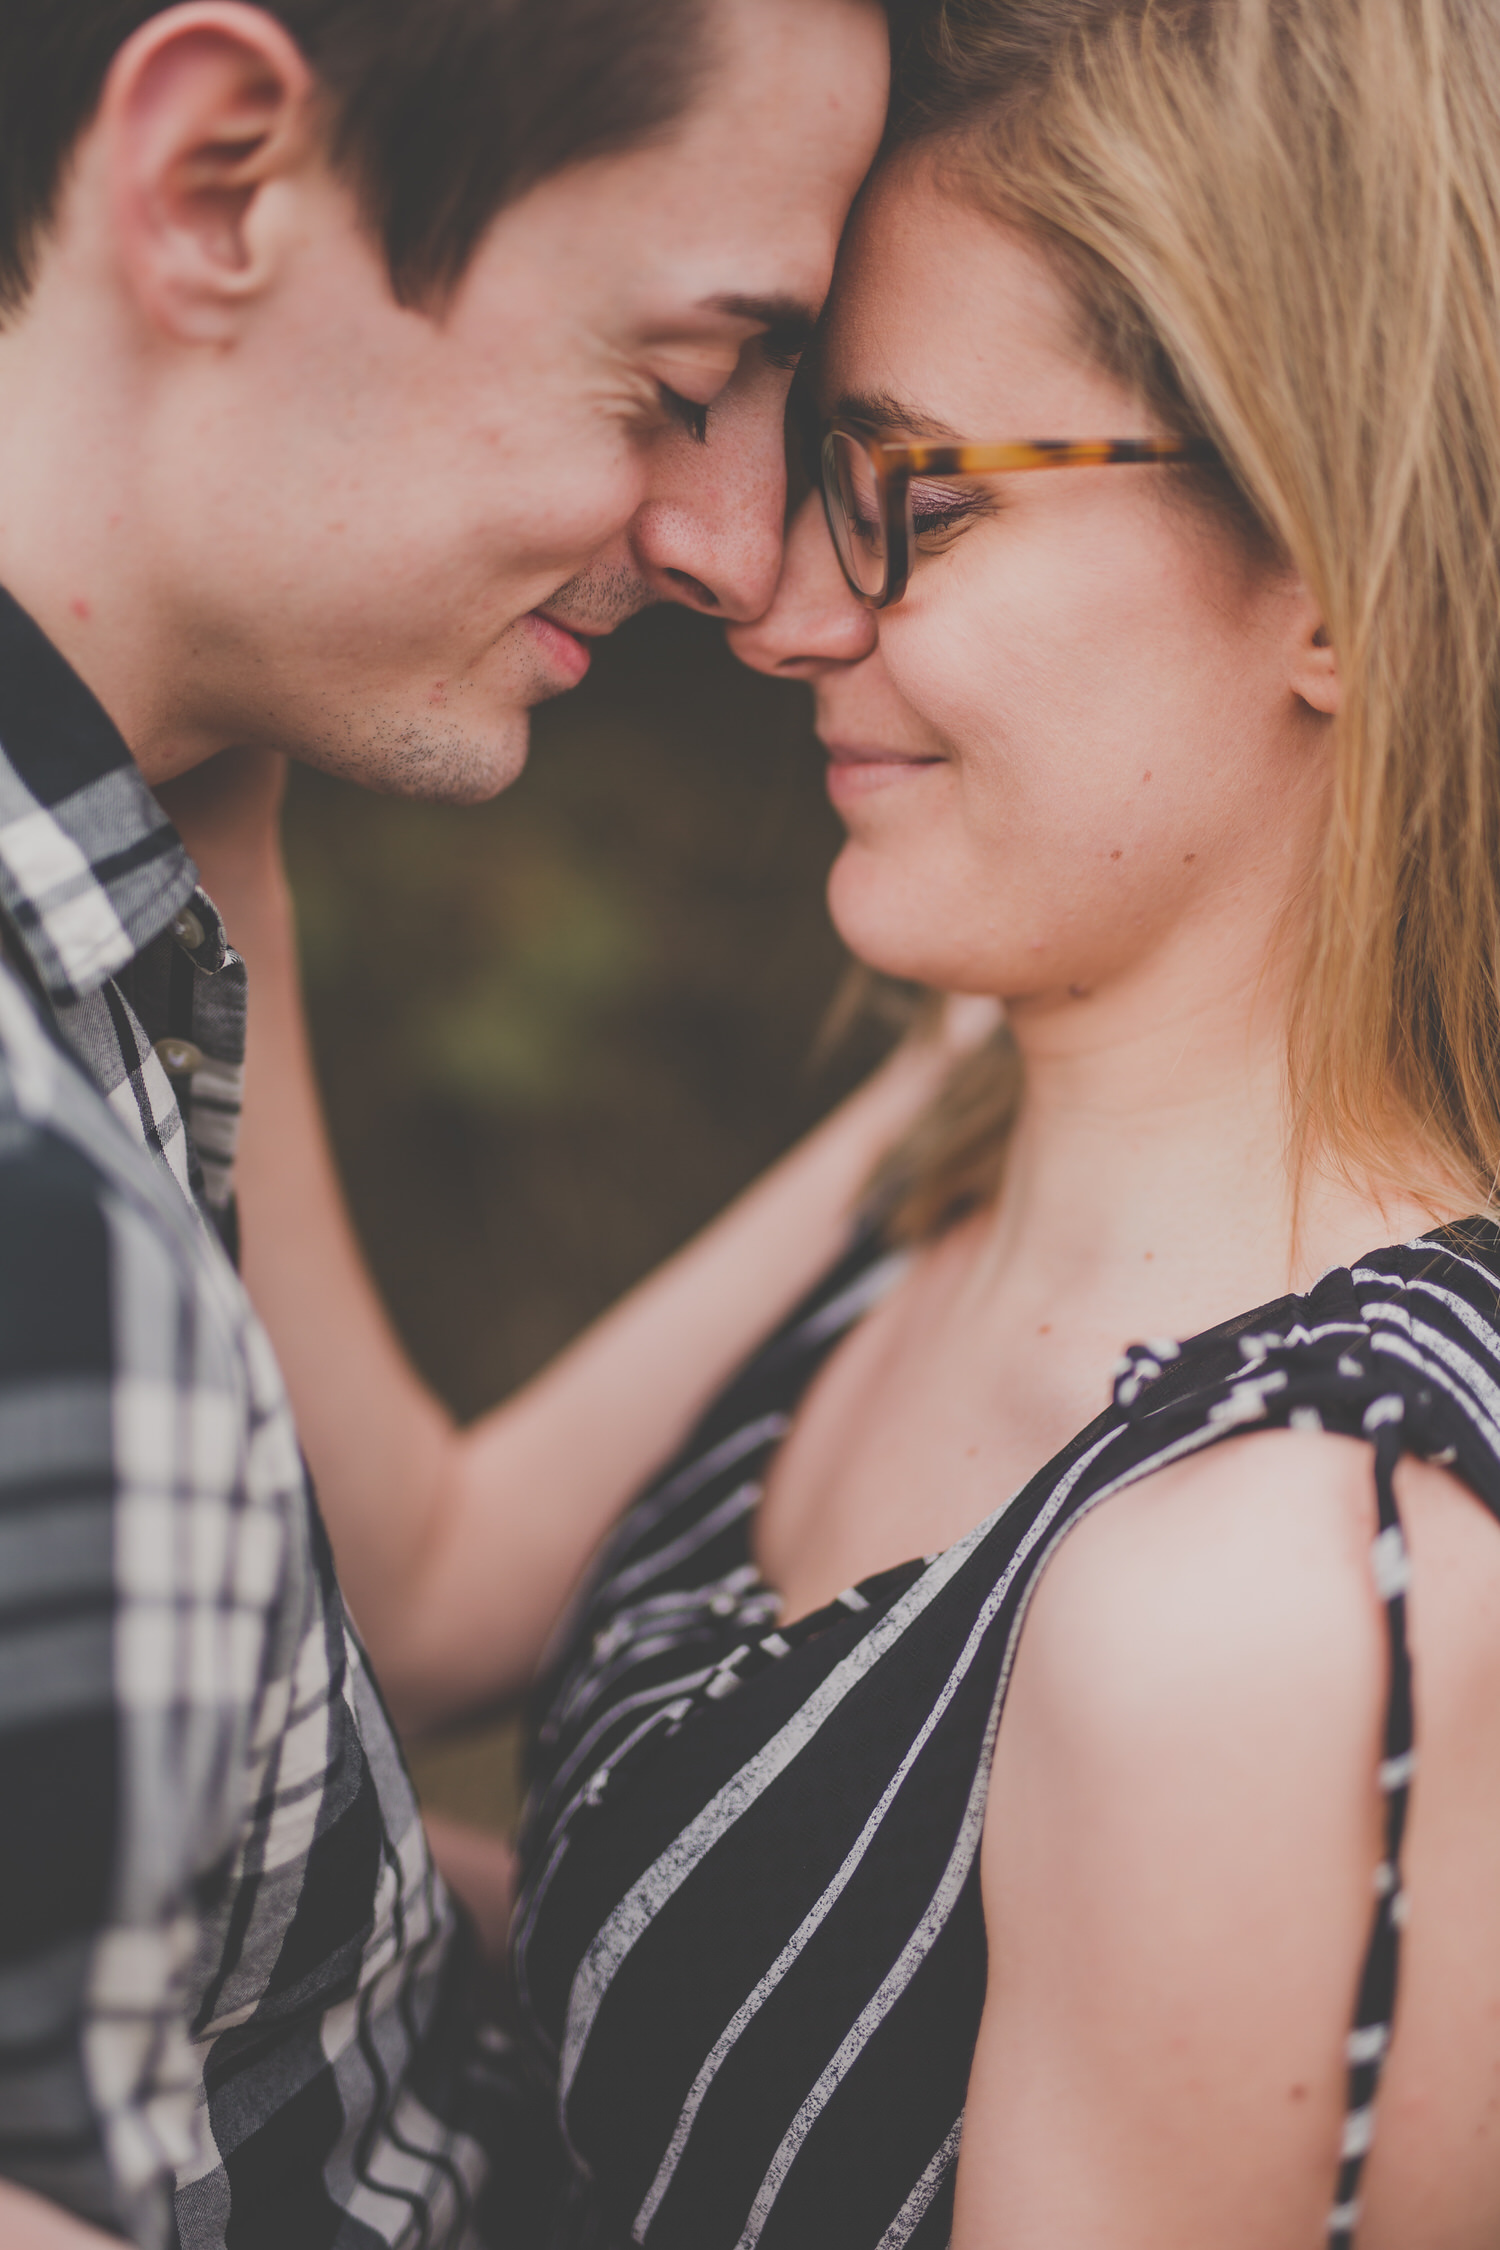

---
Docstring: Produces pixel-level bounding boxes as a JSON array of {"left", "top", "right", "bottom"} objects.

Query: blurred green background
[{"left": 283, "top": 603, "right": 888, "bottom": 1832}]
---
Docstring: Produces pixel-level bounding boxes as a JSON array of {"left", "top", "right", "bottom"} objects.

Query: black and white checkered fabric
[
  {"left": 0, "top": 586, "right": 536, "bottom": 2248},
  {"left": 514, "top": 1225, "right": 1500, "bottom": 2250}
]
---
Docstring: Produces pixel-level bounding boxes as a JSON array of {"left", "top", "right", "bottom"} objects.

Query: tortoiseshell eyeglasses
[{"left": 818, "top": 422, "right": 1219, "bottom": 609}]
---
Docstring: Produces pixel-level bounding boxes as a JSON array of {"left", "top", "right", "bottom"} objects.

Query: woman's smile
[{"left": 822, "top": 736, "right": 946, "bottom": 806}]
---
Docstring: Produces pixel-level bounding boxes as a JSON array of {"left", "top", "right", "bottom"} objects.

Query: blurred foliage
[
  {"left": 283, "top": 606, "right": 894, "bottom": 1829},
  {"left": 296, "top": 799, "right": 649, "bottom": 1112}
]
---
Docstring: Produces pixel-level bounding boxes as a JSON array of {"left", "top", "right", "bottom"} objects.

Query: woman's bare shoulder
[
  {"left": 961, "top": 1430, "right": 1390, "bottom": 2247},
  {"left": 1010, "top": 1427, "right": 1389, "bottom": 1737},
  {"left": 1009, "top": 1427, "right": 1500, "bottom": 1732},
  {"left": 962, "top": 1427, "right": 1500, "bottom": 2250}
]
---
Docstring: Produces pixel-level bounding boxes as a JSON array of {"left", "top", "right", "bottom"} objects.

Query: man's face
[{"left": 146, "top": 0, "right": 889, "bottom": 800}]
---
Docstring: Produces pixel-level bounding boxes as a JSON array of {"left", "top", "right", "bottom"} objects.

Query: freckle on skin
[
  {"left": 1110, "top": 849, "right": 1123, "bottom": 861},
  {"left": 1038, "top": 1323, "right": 1052, "bottom": 1336},
  {"left": 1184, "top": 852, "right": 1197, "bottom": 863},
  {"left": 1068, "top": 984, "right": 1091, "bottom": 1000},
  {"left": 1289, "top": 2085, "right": 1309, "bottom": 2104},
  {"left": 1144, "top": 1251, "right": 1154, "bottom": 1262}
]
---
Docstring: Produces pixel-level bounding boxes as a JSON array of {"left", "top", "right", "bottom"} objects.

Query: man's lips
[
  {"left": 822, "top": 740, "right": 945, "bottom": 805},
  {"left": 523, "top": 609, "right": 609, "bottom": 685}
]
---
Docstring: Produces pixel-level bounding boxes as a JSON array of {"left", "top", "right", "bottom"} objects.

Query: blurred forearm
[
  {"left": 215, "top": 817, "right": 457, "bottom": 1699},
  {"left": 388, "top": 1031, "right": 949, "bottom": 1723},
  {"left": 0, "top": 2180, "right": 127, "bottom": 2247}
]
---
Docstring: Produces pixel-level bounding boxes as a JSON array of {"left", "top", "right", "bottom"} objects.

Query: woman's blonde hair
[{"left": 872, "top": 0, "right": 1500, "bottom": 1240}]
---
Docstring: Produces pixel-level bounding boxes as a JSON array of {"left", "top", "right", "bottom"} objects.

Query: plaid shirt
[{"left": 0, "top": 587, "right": 539, "bottom": 2247}]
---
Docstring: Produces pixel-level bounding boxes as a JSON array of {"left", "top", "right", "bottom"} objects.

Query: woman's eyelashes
[{"left": 908, "top": 480, "right": 996, "bottom": 548}]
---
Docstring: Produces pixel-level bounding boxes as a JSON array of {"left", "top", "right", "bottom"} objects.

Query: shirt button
[
  {"left": 154, "top": 1037, "right": 204, "bottom": 1077},
  {"left": 171, "top": 907, "right": 206, "bottom": 952}
]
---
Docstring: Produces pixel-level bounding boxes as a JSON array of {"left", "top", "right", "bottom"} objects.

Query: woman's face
[{"left": 731, "top": 152, "right": 1335, "bottom": 1020}]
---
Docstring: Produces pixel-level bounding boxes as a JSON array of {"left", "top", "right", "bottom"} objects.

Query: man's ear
[
  {"left": 95, "top": 2, "right": 319, "bottom": 343},
  {"left": 1286, "top": 579, "right": 1342, "bottom": 716}
]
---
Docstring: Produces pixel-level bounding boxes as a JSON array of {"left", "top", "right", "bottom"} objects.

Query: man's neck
[{"left": 0, "top": 295, "right": 223, "bottom": 787}]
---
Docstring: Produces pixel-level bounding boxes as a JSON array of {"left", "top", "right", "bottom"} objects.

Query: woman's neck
[{"left": 969, "top": 960, "right": 1451, "bottom": 1353}]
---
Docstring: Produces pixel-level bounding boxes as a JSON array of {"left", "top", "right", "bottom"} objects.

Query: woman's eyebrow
[{"left": 830, "top": 388, "right": 961, "bottom": 438}]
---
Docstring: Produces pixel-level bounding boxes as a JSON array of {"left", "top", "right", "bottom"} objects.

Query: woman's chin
[
  {"left": 827, "top": 854, "right": 1087, "bottom": 1001},
  {"left": 827, "top": 851, "right": 987, "bottom": 992}
]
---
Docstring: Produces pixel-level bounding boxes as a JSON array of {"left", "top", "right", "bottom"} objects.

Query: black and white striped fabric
[
  {"left": 513, "top": 1221, "right": 1500, "bottom": 2250},
  {"left": 0, "top": 584, "right": 537, "bottom": 2248}
]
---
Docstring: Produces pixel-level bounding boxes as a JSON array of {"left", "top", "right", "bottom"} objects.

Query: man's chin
[{"left": 305, "top": 704, "right": 535, "bottom": 805}]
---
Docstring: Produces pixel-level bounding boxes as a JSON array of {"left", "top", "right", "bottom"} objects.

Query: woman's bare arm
[
  {"left": 953, "top": 1430, "right": 1388, "bottom": 2250},
  {"left": 162, "top": 752, "right": 971, "bottom": 1729},
  {"left": 0, "top": 2180, "right": 127, "bottom": 2247}
]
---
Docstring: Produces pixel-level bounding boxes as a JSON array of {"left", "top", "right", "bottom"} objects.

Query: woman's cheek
[{"left": 878, "top": 611, "right": 989, "bottom": 746}]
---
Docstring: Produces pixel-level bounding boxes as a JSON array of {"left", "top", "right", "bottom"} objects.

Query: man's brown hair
[{"left": 0, "top": 0, "right": 716, "bottom": 315}]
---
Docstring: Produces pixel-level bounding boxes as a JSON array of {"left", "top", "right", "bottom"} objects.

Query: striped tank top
[{"left": 510, "top": 1217, "right": 1500, "bottom": 2249}]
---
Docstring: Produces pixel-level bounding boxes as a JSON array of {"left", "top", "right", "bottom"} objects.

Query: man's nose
[
  {"left": 627, "top": 369, "right": 804, "bottom": 623},
  {"left": 629, "top": 482, "right": 786, "bottom": 624},
  {"left": 728, "top": 491, "right": 878, "bottom": 679}
]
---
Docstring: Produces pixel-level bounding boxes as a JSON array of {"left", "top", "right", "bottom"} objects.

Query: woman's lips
[
  {"left": 523, "top": 610, "right": 594, "bottom": 685},
  {"left": 823, "top": 741, "right": 944, "bottom": 806}
]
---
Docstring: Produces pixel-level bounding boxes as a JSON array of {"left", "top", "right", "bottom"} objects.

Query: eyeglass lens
[{"left": 821, "top": 429, "right": 889, "bottom": 602}]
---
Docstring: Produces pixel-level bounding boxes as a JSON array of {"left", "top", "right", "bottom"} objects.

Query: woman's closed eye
[{"left": 908, "top": 478, "right": 998, "bottom": 548}]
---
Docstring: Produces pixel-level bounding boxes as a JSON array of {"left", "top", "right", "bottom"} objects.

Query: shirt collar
[{"left": 0, "top": 582, "right": 197, "bottom": 1005}]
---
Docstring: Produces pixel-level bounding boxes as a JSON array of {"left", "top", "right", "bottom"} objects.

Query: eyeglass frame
[{"left": 817, "top": 421, "right": 1220, "bottom": 610}]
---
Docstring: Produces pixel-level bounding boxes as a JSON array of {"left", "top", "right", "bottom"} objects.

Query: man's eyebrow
[
  {"left": 829, "top": 389, "right": 962, "bottom": 440},
  {"left": 701, "top": 293, "right": 818, "bottom": 362}
]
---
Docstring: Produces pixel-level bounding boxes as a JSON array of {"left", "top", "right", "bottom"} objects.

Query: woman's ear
[
  {"left": 92, "top": 1, "right": 318, "bottom": 344},
  {"left": 1287, "top": 585, "right": 1342, "bottom": 716}
]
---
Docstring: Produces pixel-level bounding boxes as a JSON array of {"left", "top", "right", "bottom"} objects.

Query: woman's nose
[{"left": 728, "top": 492, "right": 879, "bottom": 679}]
